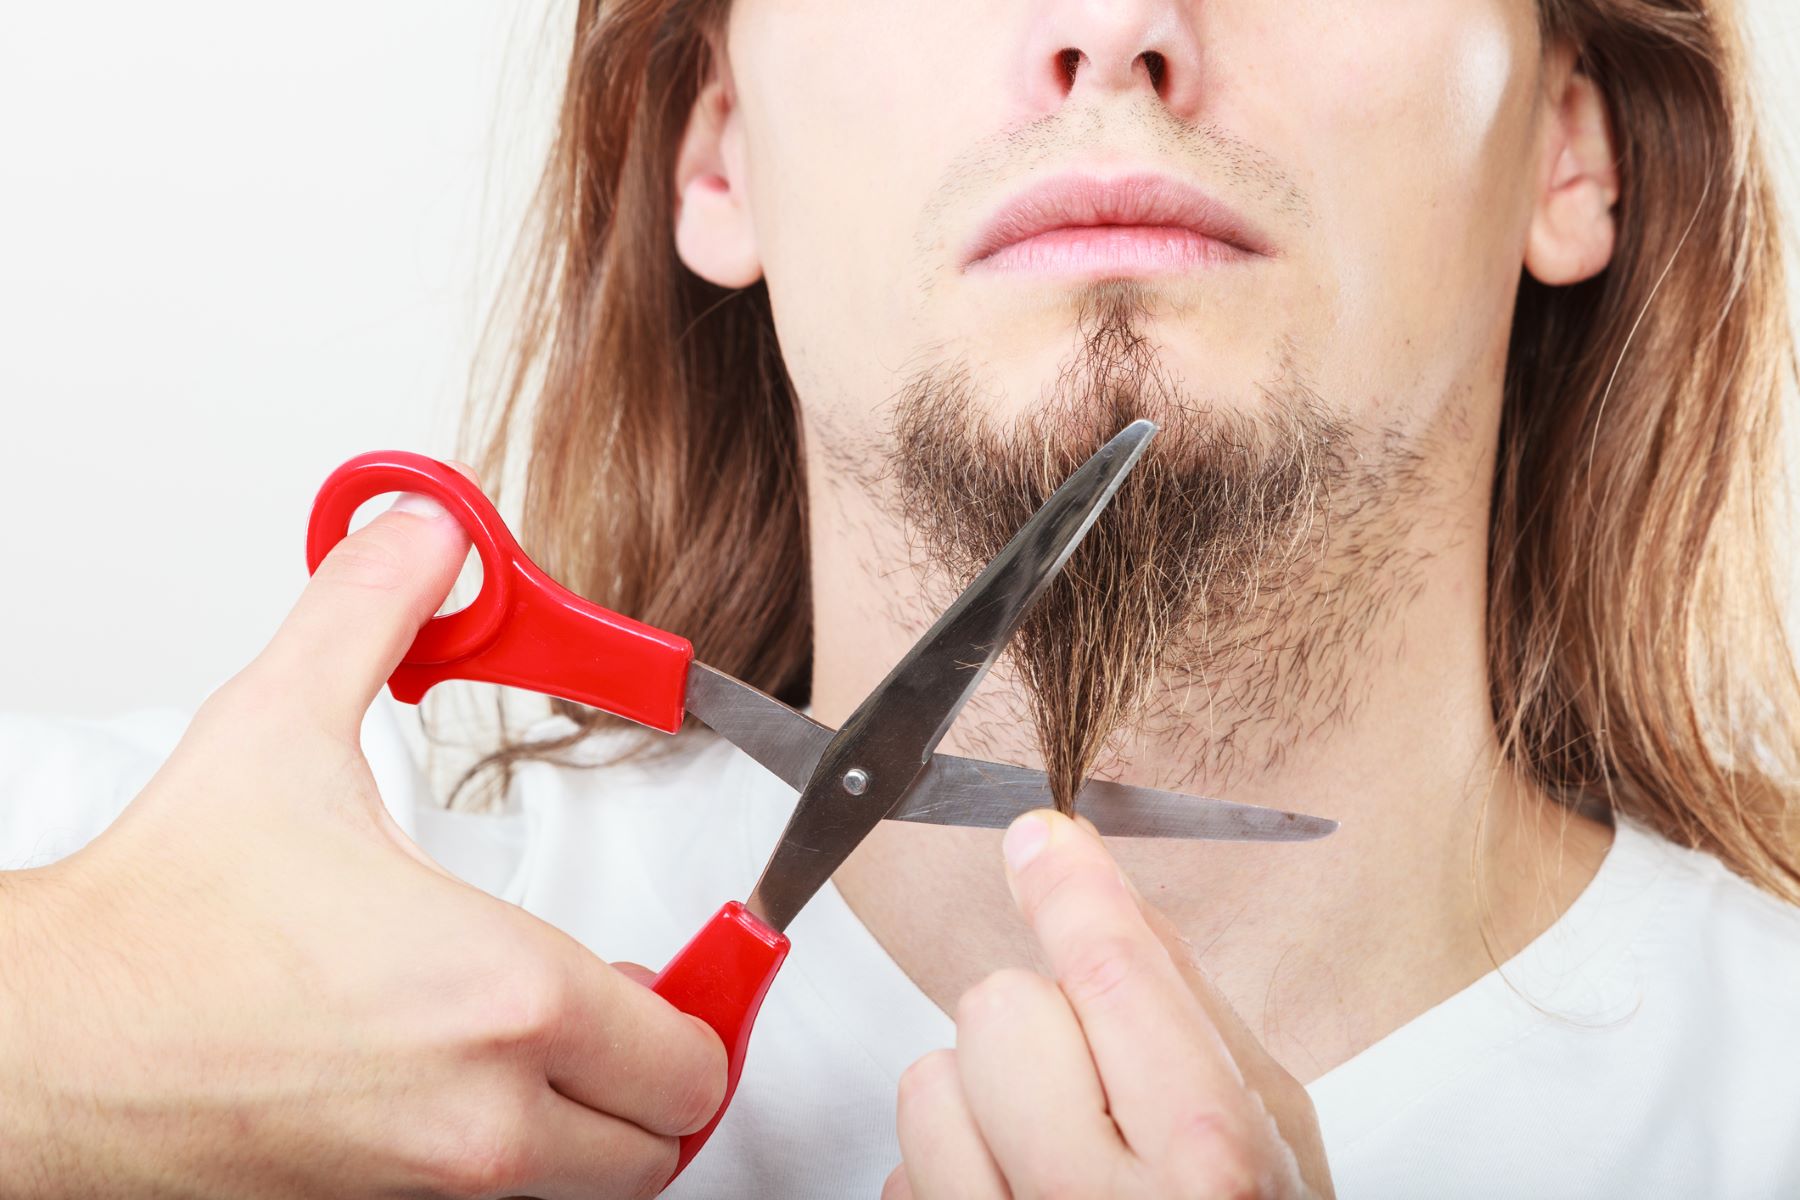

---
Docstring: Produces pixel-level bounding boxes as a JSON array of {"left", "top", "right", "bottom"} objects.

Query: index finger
[{"left": 1001, "top": 809, "right": 1257, "bottom": 1163}]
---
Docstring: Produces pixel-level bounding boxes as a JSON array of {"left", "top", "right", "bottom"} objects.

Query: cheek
[
  {"left": 734, "top": 3, "right": 984, "bottom": 401},
  {"left": 1234, "top": 1, "right": 1539, "bottom": 409}
]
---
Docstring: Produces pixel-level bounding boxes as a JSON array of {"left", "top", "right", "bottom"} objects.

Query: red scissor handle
[
  {"left": 312, "top": 454, "right": 786, "bottom": 1184},
  {"left": 651, "top": 902, "right": 791, "bottom": 1183},
  {"left": 305, "top": 451, "right": 695, "bottom": 732}
]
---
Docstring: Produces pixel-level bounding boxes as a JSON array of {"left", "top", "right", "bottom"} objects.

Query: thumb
[
  {"left": 252, "top": 478, "right": 474, "bottom": 738},
  {"left": 1073, "top": 814, "right": 1284, "bottom": 1085},
  {"left": 1070, "top": 814, "right": 1205, "bottom": 978},
  {"left": 1077, "top": 816, "right": 1334, "bottom": 1192}
]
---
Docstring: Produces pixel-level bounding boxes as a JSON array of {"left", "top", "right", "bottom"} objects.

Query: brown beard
[{"left": 887, "top": 282, "right": 1430, "bottom": 810}]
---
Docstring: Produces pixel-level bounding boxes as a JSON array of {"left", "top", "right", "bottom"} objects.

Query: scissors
[{"left": 305, "top": 419, "right": 1338, "bottom": 1182}]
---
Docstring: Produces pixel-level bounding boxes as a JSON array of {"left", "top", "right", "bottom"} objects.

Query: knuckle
[
  {"left": 957, "top": 967, "right": 1054, "bottom": 1029},
  {"left": 620, "top": 1136, "right": 681, "bottom": 1200},
  {"left": 1039, "top": 1171, "right": 1125, "bottom": 1200},
  {"left": 189, "top": 672, "right": 246, "bottom": 728},
  {"left": 880, "top": 1164, "right": 912, "bottom": 1200},
  {"left": 479, "top": 959, "right": 568, "bottom": 1050},
  {"left": 425, "top": 1109, "right": 535, "bottom": 1199},
  {"left": 176, "top": 669, "right": 330, "bottom": 783},
  {"left": 1057, "top": 933, "right": 1148, "bottom": 1007},
  {"left": 1194, "top": 1162, "right": 1267, "bottom": 1200},
  {"left": 661, "top": 1020, "right": 728, "bottom": 1135},
  {"left": 453, "top": 1142, "right": 530, "bottom": 1199},
  {"left": 896, "top": 1049, "right": 957, "bottom": 1113},
  {"left": 1160, "top": 1111, "right": 1268, "bottom": 1200},
  {"left": 191, "top": 666, "right": 284, "bottom": 738}
]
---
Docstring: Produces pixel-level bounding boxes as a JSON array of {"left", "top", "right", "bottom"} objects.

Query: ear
[
  {"left": 1524, "top": 47, "right": 1619, "bottom": 286},
  {"left": 674, "top": 37, "right": 761, "bottom": 289}
]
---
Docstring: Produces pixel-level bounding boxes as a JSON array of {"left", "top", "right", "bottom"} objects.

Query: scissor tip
[
  {"left": 1106, "top": 419, "right": 1158, "bottom": 466},
  {"left": 1301, "top": 815, "right": 1340, "bottom": 839}
]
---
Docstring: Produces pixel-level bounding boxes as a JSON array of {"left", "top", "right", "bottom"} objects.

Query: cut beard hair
[{"left": 890, "top": 281, "right": 1428, "bottom": 811}]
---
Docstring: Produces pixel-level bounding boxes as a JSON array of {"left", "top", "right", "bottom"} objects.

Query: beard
[{"left": 886, "top": 282, "right": 1430, "bottom": 810}]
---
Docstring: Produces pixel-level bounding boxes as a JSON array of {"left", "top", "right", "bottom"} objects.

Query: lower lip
[{"left": 966, "top": 225, "right": 1254, "bottom": 275}]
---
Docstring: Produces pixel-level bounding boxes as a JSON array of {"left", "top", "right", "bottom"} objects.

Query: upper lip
[{"left": 960, "top": 171, "right": 1275, "bottom": 268}]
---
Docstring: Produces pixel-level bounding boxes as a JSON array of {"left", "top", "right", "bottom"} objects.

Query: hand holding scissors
[
  {"left": 2, "top": 478, "right": 722, "bottom": 1200},
  {"left": 306, "top": 420, "right": 1337, "bottom": 1186}
]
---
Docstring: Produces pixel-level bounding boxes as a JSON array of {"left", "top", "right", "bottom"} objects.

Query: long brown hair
[{"left": 453, "top": 0, "right": 1800, "bottom": 900}]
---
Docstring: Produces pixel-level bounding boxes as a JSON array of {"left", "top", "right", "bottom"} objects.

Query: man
[{"left": 3, "top": 0, "right": 1797, "bottom": 1196}]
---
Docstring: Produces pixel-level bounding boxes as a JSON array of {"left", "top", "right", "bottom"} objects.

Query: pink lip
[{"left": 961, "top": 172, "right": 1274, "bottom": 275}]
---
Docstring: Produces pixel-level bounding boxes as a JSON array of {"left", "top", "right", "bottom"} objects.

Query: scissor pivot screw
[{"left": 842, "top": 768, "right": 870, "bottom": 796}]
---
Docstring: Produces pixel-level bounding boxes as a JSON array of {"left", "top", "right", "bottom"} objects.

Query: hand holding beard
[
  {"left": 883, "top": 810, "right": 1334, "bottom": 1200},
  {"left": 865, "top": 281, "right": 1426, "bottom": 1198}
]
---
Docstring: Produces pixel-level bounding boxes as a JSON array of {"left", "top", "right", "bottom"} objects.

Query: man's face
[
  {"left": 715, "top": 0, "right": 1547, "bottom": 450},
  {"left": 675, "top": 0, "right": 1611, "bottom": 799}
]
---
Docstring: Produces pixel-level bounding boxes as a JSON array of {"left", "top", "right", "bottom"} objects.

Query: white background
[{"left": 3, "top": 2, "right": 1798, "bottom": 717}]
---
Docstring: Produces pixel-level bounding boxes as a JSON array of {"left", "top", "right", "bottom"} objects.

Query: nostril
[
  {"left": 1141, "top": 50, "right": 1167, "bottom": 92},
  {"left": 1057, "top": 47, "right": 1083, "bottom": 89}
]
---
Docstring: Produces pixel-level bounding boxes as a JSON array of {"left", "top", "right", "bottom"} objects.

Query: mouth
[{"left": 960, "top": 171, "right": 1275, "bottom": 277}]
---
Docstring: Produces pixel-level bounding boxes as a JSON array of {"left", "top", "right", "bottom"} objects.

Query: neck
[{"left": 803, "top": 405, "right": 1612, "bottom": 1083}]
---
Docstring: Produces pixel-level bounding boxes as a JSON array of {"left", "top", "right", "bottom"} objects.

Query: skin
[
  {"left": 0, "top": 0, "right": 1626, "bottom": 1194},
  {"left": 0, "top": 493, "right": 1304, "bottom": 1200},
  {"left": 672, "top": 0, "right": 1623, "bottom": 1193},
  {"left": 894, "top": 812, "right": 1330, "bottom": 1198},
  {"left": 0, "top": 493, "right": 727, "bottom": 1199}
]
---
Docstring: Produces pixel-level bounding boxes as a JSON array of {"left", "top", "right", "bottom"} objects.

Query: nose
[{"left": 1018, "top": 0, "right": 1206, "bottom": 119}]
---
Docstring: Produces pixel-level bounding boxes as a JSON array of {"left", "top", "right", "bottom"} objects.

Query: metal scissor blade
[
  {"left": 684, "top": 662, "right": 1338, "bottom": 843},
  {"left": 888, "top": 417, "right": 1157, "bottom": 766},
  {"left": 684, "top": 663, "right": 832, "bottom": 791},
  {"left": 745, "top": 420, "right": 1158, "bottom": 931},
  {"left": 893, "top": 755, "right": 1338, "bottom": 841}
]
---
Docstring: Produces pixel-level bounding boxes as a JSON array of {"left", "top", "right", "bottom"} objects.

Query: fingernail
[
  {"left": 388, "top": 491, "right": 451, "bottom": 522},
  {"left": 1003, "top": 812, "right": 1051, "bottom": 872}
]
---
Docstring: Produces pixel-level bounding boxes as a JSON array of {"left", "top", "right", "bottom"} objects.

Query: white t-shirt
[{"left": 4, "top": 696, "right": 1799, "bottom": 1199}]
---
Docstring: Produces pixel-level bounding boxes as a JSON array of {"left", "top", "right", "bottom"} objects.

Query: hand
[
  {"left": 0, "top": 483, "right": 725, "bottom": 1200},
  {"left": 886, "top": 811, "right": 1334, "bottom": 1199}
]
